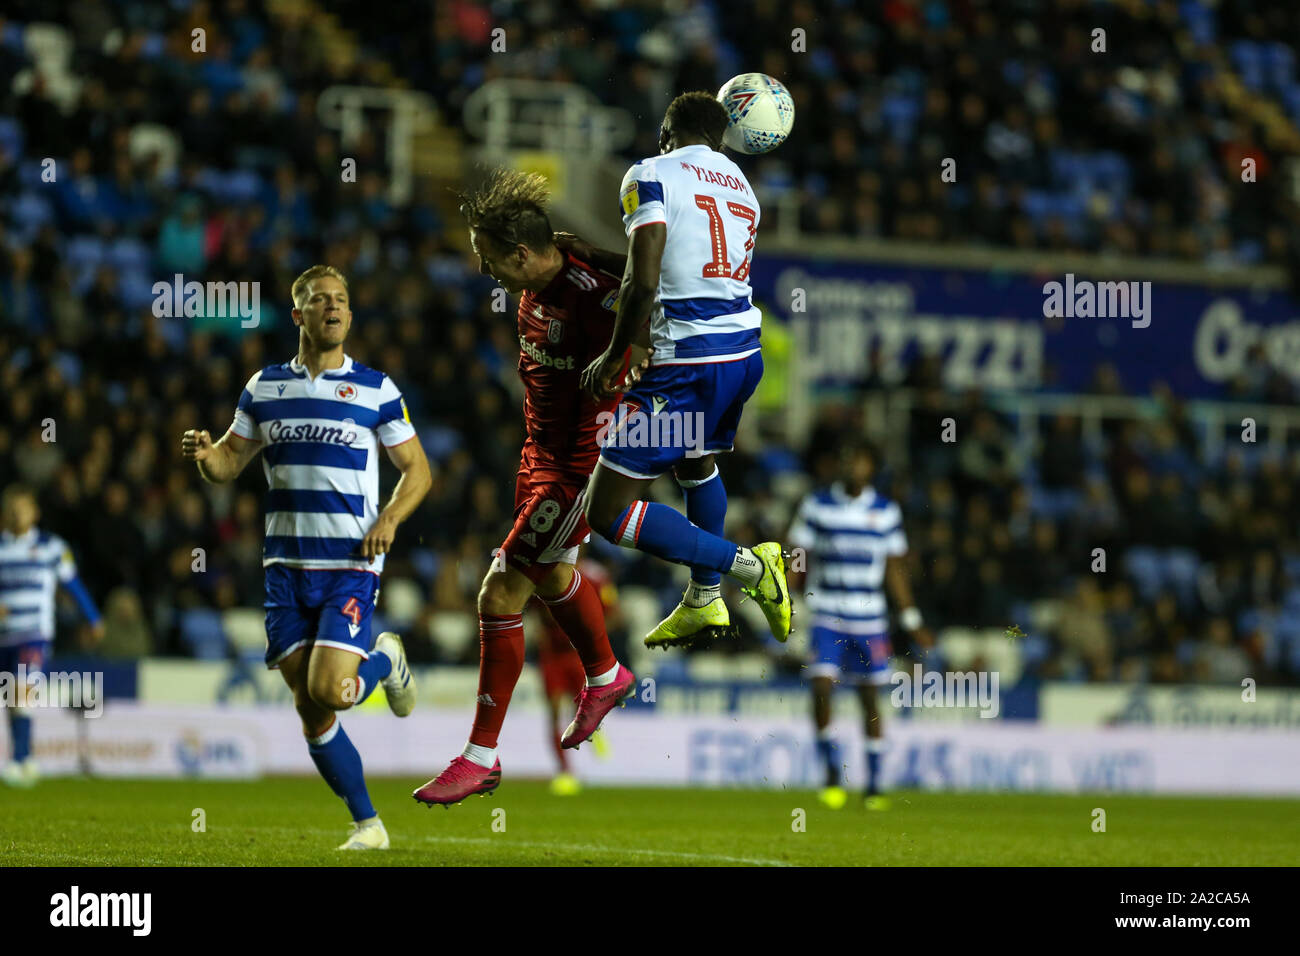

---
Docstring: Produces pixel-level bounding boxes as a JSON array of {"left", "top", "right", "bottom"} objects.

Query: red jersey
[{"left": 516, "top": 254, "right": 622, "bottom": 479}]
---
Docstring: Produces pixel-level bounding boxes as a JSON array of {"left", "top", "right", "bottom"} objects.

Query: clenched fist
[{"left": 181, "top": 429, "right": 216, "bottom": 461}]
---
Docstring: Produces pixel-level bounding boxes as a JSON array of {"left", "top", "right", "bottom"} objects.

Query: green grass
[{"left": 2, "top": 777, "right": 1297, "bottom": 866}]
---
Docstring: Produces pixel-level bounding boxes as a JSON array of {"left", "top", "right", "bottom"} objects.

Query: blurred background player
[
  {"left": 414, "top": 171, "right": 643, "bottom": 807},
  {"left": 532, "top": 556, "right": 625, "bottom": 795},
  {"left": 579, "top": 92, "right": 792, "bottom": 648},
  {"left": 181, "top": 265, "right": 431, "bottom": 849},
  {"left": 0, "top": 484, "right": 104, "bottom": 787},
  {"left": 787, "top": 441, "right": 933, "bottom": 811}
]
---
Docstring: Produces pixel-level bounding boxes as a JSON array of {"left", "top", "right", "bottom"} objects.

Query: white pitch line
[{"left": 415, "top": 834, "right": 793, "bottom": 867}]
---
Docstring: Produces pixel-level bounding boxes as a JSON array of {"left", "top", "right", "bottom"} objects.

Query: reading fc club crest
[
  {"left": 335, "top": 382, "right": 357, "bottom": 401},
  {"left": 547, "top": 318, "right": 565, "bottom": 343}
]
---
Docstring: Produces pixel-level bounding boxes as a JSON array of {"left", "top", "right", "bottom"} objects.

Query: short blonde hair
[{"left": 291, "top": 265, "right": 349, "bottom": 308}]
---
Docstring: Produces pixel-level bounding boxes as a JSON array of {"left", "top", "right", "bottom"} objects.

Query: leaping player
[
  {"left": 413, "top": 170, "right": 643, "bottom": 807},
  {"left": 578, "top": 91, "right": 792, "bottom": 648},
  {"left": 182, "top": 265, "right": 431, "bottom": 849}
]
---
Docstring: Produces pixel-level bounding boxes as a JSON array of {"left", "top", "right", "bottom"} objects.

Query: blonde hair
[
  {"left": 457, "top": 167, "right": 554, "bottom": 251},
  {"left": 291, "top": 265, "right": 349, "bottom": 308}
]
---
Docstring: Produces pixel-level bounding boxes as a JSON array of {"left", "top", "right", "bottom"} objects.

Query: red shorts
[
  {"left": 537, "top": 621, "right": 586, "bottom": 699},
  {"left": 498, "top": 470, "right": 591, "bottom": 584}
]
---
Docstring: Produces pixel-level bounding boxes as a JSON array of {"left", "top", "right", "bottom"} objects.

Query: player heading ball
[{"left": 578, "top": 91, "right": 794, "bottom": 648}]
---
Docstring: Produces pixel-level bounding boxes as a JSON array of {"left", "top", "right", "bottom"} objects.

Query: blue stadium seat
[
  {"left": 1284, "top": 84, "right": 1300, "bottom": 123},
  {"left": 105, "top": 237, "right": 151, "bottom": 272},
  {"left": 1231, "top": 40, "right": 1266, "bottom": 91},
  {"left": 1179, "top": 0, "right": 1216, "bottom": 46},
  {"left": 880, "top": 92, "right": 921, "bottom": 143},
  {"left": 1125, "top": 547, "right": 1163, "bottom": 602},
  {"left": 1266, "top": 42, "right": 1295, "bottom": 91},
  {"left": 180, "top": 608, "right": 229, "bottom": 660},
  {"left": 1162, "top": 548, "right": 1200, "bottom": 605},
  {"left": 0, "top": 117, "right": 24, "bottom": 158},
  {"left": 10, "top": 192, "right": 53, "bottom": 241}
]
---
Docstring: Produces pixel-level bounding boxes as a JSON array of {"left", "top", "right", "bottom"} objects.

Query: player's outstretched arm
[
  {"left": 182, "top": 428, "right": 261, "bottom": 484},
  {"left": 581, "top": 223, "right": 665, "bottom": 399},
  {"left": 359, "top": 435, "right": 433, "bottom": 563}
]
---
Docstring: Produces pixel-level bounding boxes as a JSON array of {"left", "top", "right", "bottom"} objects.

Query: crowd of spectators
[{"left": 1, "top": 0, "right": 1298, "bottom": 686}]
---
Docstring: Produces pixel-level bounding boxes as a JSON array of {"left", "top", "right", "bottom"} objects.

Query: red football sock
[
  {"left": 468, "top": 613, "right": 525, "bottom": 749},
  {"left": 540, "top": 569, "right": 617, "bottom": 678}
]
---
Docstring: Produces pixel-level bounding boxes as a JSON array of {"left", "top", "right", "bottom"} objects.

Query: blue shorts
[
  {"left": 809, "top": 626, "right": 893, "bottom": 685},
  {"left": 0, "top": 638, "right": 50, "bottom": 684},
  {"left": 598, "top": 353, "right": 763, "bottom": 479},
  {"left": 263, "top": 565, "right": 380, "bottom": 669}
]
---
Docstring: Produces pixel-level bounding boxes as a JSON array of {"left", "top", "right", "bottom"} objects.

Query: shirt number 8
[{"left": 530, "top": 499, "right": 562, "bottom": 533}]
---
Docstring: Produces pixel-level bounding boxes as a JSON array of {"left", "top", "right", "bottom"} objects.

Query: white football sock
[
  {"left": 586, "top": 663, "right": 620, "bottom": 687},
  {"left": 684, "top": 580, "right": 721, "bottom": 608},
  {"left": 727, "top": 547, "right": 764, "bottom": 587},
  {"left": 462, "top": 742, "right": 496, "bottom": 768}
]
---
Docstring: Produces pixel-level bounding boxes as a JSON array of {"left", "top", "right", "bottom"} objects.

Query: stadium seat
[
  {"left": 1162, "top": 549, "right": 1201, "bottom": 606},
  {"left": 222, "top": 607, "right": 268, "bottom": 662},
  {"left": 1124, "top": 547, "right": 1163, "bottom": 602},
  {"left": 180, "top": 608, "right": 229, "bottom": 660},
  {"left": 376, "top": 577, "right": 423, "bottom": 630},
  {"left": 427, "top": 610, "right": 476, "bottom": 662}
]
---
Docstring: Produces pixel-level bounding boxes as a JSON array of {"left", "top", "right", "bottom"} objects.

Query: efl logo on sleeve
[{"left": 621, "top": 181, "right": 640, "bottom": 215}]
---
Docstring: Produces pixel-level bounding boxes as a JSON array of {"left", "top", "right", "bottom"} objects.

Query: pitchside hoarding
[
  {"left": 749, "top": 256, "right": 1300, "bottom": 398},
  {"left": 12, "top": 704, "right": 1300, "bottom": 794}
]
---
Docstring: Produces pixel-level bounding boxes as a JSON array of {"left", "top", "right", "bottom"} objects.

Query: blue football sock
[
  {"left": 815, "top": 734, "right": 841, "bottom": 787},
  {"left": 355, "top": 650, "right": 392, "bottom": 704},
  {"left": 866, "top": 744, "right": 882, "bottom": 795},
  {"left": 307, "top": 718, "right": 376, "bottom": 821},
  {"left": 680, "top": 467, "right": 726, "bottom": 588},
  {"left": 9, "top": 711, "right": 32, "bottom": 763},
  {"left": 606, "top": 501, "right": 738, "bottom": 575}
]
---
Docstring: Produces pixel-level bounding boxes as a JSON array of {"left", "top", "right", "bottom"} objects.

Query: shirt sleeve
[
  {"left": 230, "top": 370, "right": 262, "bottom": 441},
  {"left": 376, "top": 375, "right": 417, "bottom": 447},
  {"left": 619, "top": 160, "right": 666, "bottom": 235},
  {"left": 883, "top": 501, "right": 908, "bottom": 556},
  {"left": 56, "top": 539, "right": 78, "bottom": 583},
  {"left": 787, "top": 495, "right": 817, "bottom": 551}
]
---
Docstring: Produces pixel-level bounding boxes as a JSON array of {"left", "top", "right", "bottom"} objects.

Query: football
[{"left": 717, "top": 72, "right": 795, "bottom": 154}]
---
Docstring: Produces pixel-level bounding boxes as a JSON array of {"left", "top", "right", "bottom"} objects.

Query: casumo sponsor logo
[
  {"left": 266, "top": 420, "right": 359, "bottom": 444},
  {"left": 519, "top": 334, "right": 575, "bottom": 369}
]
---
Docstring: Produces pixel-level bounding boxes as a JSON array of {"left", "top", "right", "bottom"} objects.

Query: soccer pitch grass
[{"left": 3, "top": 777, "right": 1297, "bottom": 866}]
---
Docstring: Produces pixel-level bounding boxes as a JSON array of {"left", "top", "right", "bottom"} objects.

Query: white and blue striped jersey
[
  {"left": 619, "top": 143, "right": 762, "bottom": 365},
  {"left": 0, "top": 528, "right": 82, "bottom": 646},
  {"left": 787, "top": 484, "right": 908, "bottom": 636},
  {"left": 229, "top": 355, "right": 417, "bottom": 574}
]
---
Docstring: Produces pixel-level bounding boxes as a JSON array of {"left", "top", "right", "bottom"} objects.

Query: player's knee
[
  {"left": 477, "top": 575, "right": 519, "bottom": 617},
  {"left": 306, "top": 671, "right": 353, "bottom": 711}
]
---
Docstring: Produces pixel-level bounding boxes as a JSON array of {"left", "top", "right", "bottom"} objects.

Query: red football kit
[{"left": 499, "top": 253, "right": 623, "bottom": 583}]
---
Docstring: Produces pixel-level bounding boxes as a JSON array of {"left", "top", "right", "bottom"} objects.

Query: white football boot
[
  {"left": 374, "top": 632, "right": 416, "bottom": 717},
  {"left": 336, "top": 816, "right": 390, "bottom": 850}
]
